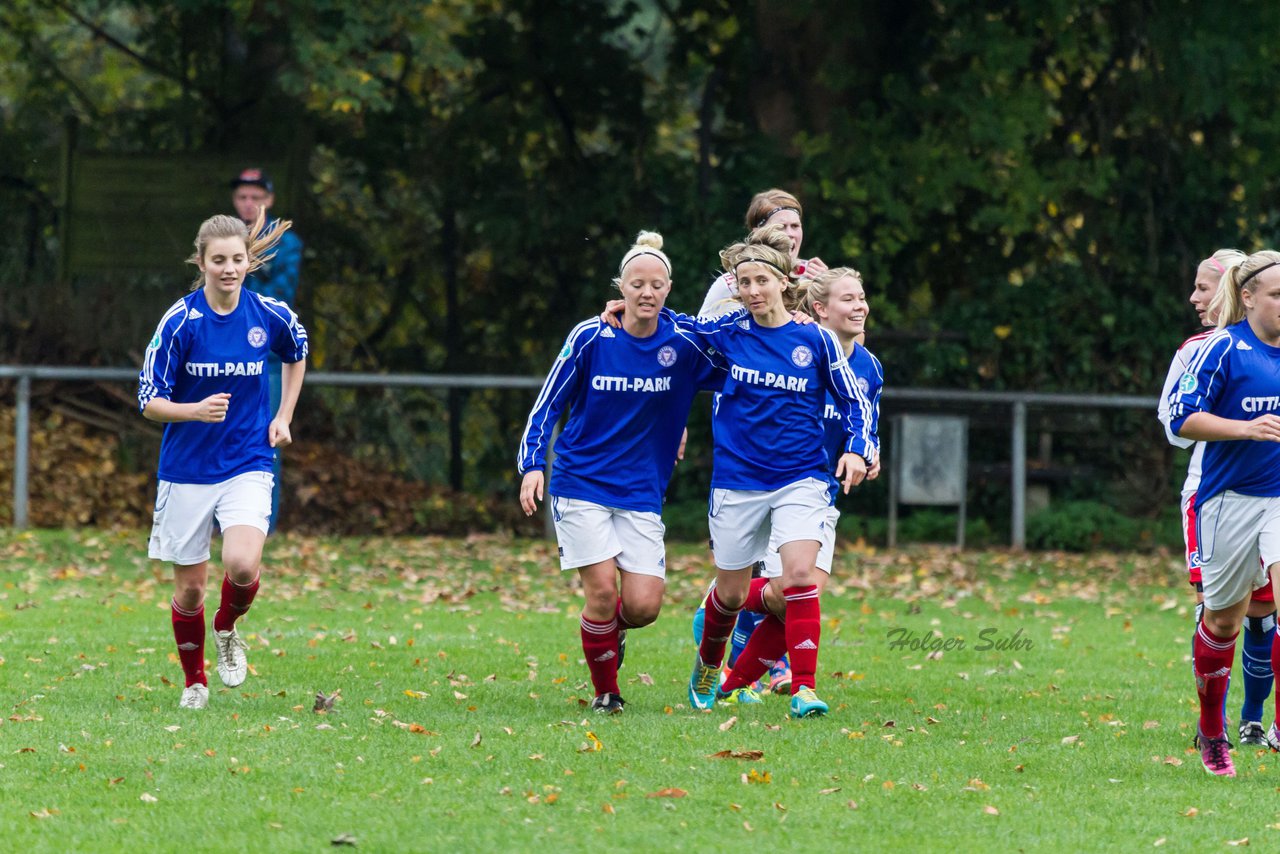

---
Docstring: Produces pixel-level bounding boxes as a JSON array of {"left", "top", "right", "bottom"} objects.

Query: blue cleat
[
  {"left": 688, "top": 654, "right": 720, "bottom": 710},
  {"left": 692, "top": 607, "right": 705, "bottom": 646},
  {"left": 789, "top": 687, "right": 829, "bottom": 719}
]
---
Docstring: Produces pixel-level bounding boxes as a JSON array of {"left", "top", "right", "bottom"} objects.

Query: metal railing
[{"left": 1, "top": 365, "right": 1154, "bottom": 546}]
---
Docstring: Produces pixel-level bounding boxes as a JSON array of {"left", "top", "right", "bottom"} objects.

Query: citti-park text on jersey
[
  {"left": 186, "top": 360, "right": 266, "bottom": 377},
  {"left": 730, "top": 365, "right": 808, "bottom": 392},
  {"left": 592, "top": 375, "right": 673, "bottom": 392},
  {"left": 1242, "top": 396, "right": 1280, "bottom": 413}
]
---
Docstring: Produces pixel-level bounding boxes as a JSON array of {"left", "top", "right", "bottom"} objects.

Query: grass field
[{"left": 1, "top": 529, "right": 1277, "bottom": 851}]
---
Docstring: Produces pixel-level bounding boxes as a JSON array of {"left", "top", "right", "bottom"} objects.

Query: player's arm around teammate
[
  {"left": 1170, "top": 250, "right": 1280, "bottom": 776},
  {"left": 518, "top": 231, "right": 724, "bottom": 715},
  {"left": 719, "top": 268, "right": 883, "bottom": 697},
  {"left": 138, "top": 212, "right": 308, "bottom": 711},
  {"left": 664, "top": 229, "right": 873, "bottom": 718}
]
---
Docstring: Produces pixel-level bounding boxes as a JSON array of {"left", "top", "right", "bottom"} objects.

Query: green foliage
[{"left": 1026, "top": 500, "right": 1181, "bottom": 552}]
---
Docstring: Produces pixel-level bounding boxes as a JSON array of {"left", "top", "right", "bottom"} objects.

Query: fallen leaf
[
  {"left": 470, "top": 732, "right": 482, "bottom": 748},
  {"left": 743, "top": 769, "right": 771, "bottom": 784},
  {"left": 819, "top": 787, "right": 841, "bottom": 795},
  {"left": 719, "top": 716, "right": 737, "bottom": 732},
  {"left": 140, "top": 793, "right": 158, "bottom": 803},
  {"left": 314, "top": 691, "right": 339, "bottom": 713},
  {"left": 639, "top": 673, "right": 654, "bottom": 686},
  {"left": 1061, "top": 735, "right": 1079, "bottom": 745},
  {"left": 984, "top": 805, "right": 999, "bottom": 816},
  {"left": 1227, "top": 840, "right": 1249, "bottom": 847},
  {"left": 707, "top": 750, "right": 764, "bottom": 761},
  {"left": 331, "top": 833, "right": 357, "bottom": 846},
  {"left": 647, "top": 788, "right": 687, "bottom": 798}
]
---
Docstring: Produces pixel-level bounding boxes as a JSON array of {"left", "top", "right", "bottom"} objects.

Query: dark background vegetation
[{"left": 3, "top": 0, "right": 1277, "bottom": 545}]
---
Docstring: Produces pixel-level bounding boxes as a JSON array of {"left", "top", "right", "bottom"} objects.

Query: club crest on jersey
[
  {"left": 1178, "top": 372, "right": 1197, "bottom": 394},
  {"left": 247, "top": 326, "right": 268, "bottom": 348},
  {"left": 149, "top": 333, "right": 161, "bottom": 350},
  {"left": 791, "top": 346, "right": 814, "bottom": 368},
  {"left": 857, "top": 377, "right": 870, "bottom": 395},
  {"left": 657, "top": 346, "right": 677, "bottom": 367}
]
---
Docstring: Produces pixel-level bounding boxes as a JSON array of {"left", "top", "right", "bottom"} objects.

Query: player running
[
  {"left": 518, "top": 231, "right": 725, "bottom": 715},
  {"left": 1169, "top": 249, "right": 1280, "bottom": 777},
  {"left": 662, "top": 228, "right": 876, "bottom": 718},
  {"left": 1158, "top": 250, "right": 1277, "bottom": 749},
  {"left": 717, "top": 267, "right": 882, "bottom": 701},
  {"left": 138, "top": 213, "right": 308, "bottom": 710}
]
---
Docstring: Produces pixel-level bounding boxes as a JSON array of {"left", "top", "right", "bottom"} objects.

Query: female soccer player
[
  {"left": 138, "top": 213, "right": 308, "bottom": 710},
  {"left": 518, "top": 231, "right": 725, "bottom": 715},
  {"left": 697, "top": 188, "right": 828, "bottom": 318},
  {"left": 664, "top": 229, "right": 876, "bottom": 718},
  {"left": 717, "top": 267, "right": 882, "bottom": 701},
  {"left": 1158, "top": 250, "right": 1277, "bottom": 748},
  {"left": 1169, "top": 249, "right": 1280, "bottom": 777}
]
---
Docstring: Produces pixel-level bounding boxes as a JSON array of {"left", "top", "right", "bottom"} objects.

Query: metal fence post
[
  {"left": 1011, "top": 400, "right": 1027, "bottom": 549},
  {"left": 14, "top": 373, "right": 31, "bottom": 529}
]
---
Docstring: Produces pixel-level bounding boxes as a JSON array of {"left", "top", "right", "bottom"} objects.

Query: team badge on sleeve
[
  {"left": 1178, "top": 372, "right": 1197, "bottom": 394},
  {"left": 857, "top": 377, "right": 870, "bottom": 395},
  {"left": 791, "top": 346, "right": 814, "bottom": 368},
  {"left": 247, "top": 326, "right": 268, "bottom": 348},
  {"left": 657, "top": 346, "right": 677, "bottom": 367},
  {"left": 559, "top": 343, "right": 573, "bottom": 360}
]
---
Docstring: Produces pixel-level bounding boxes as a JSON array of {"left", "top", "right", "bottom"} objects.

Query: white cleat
[
  {"left": 214, "top": 627, "right": 249, "bottom": 687},
  {"left": 179, "top": 683, "right": 209, "bottom": 710}
]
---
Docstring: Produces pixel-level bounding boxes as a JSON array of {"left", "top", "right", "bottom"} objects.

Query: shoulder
[
  {"left": 250, "top": 292, "right": 299, "bottom": 322},
  {"left": 154, "top": 295, "right": 195, "bottom": 335},
  {"left": 561, "top": 318, "right": 605, "bottom": 357}
]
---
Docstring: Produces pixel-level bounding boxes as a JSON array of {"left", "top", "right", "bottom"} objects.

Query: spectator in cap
[{"left": 230, "top": 167, "right": 304, "bottom": 531}]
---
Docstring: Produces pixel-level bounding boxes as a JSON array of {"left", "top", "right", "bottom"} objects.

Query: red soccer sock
[
  {"left": 171, "top": 599, "right": 207, "bottom": 687},
  {"left": 697, "top": 586, "right": 741, "bottom": 669},
  {"left": 1195, "top": 622, "right": 1237, "bottom": 739},
  {"left": 615, "top": 596, "right": 640, "bottom": 631},
  {"left": 213, "top": 572, "right": 260, "bottom": 633},
  {"left": 722, "top": 615, "right": 787, "bottom": 692},
  {"left": 742, "top": 577, "right": 772, "bottom": 615},
  {"left": 783, "top": 585, "right": 821, "bottom": 692},
  {"left": 580, "top": 614, "right": 620, "bottom": 696}
]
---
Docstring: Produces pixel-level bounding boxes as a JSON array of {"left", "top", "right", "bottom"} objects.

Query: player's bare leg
[{"left": 212, "top": 525, "right": 265, "bottom": 688}]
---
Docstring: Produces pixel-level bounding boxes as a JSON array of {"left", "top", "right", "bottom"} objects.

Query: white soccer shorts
[
  {"left": 550, "top": 495, "right": 667, "bottom": 578},
  {"left": 1196, "top": 491, "right": 1280, "bottom": 611},
  {"left": 708, "top": 477, "right": 830, "bottom": 571},
  {"left": 148, "top": 470, "right": 273, "bottom": 565},
  {"left": 761, "top": 505, "right": 840, "bottom": 578}
]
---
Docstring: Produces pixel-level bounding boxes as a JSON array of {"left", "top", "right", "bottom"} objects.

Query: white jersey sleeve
[
  {"left": 697, "top": 272, "right": 740, "bottom": 319},
  {"left": 1158, "top": 331, "right": 1215, "bottom": 448}
]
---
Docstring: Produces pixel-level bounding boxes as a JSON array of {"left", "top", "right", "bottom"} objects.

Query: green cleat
[{"left": 789, "top": 686, "right": 829, "bottom": 719}]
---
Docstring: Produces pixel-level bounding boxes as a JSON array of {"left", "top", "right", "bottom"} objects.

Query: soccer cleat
[
  {"left": 688, "top": 655, "right": 720, "bottom": 710},
  {"left": 717, "top": 686, "right": 763, "bottom": 706},
  {"left": 767, "top": 659, "right": 793, "bottom": 695},
  {"left": 1196, "top": 728, "right": 1235, "bottom": 777},
  {"left": 179, "top": 683, "right": 209, "bottom": 710},
  {"left": 590, "top": 693, "right": 626, "bottom": 715},
  {"left": 1267, "top": 722, "right": 1280, "bottom": 752},
  {"left": 1240, "top": 720, "right": 1267, "bottom": 747},
  {"left": 617, "top": 629, "right": 627, "bottom": 671},
  {"left": 789, "top": 686, "right": 829, "bottom": 719},
  {"left": 214, "top": 626, "right": 249, "bottom": 687},
  {"left": 692, "top": 606, "right": 705, "bottom": 646}
]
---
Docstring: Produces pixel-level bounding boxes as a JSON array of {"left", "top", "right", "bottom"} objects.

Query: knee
[
  {"left": 172, "top": 582, "right": 205, "bottom": 611},
  {"left": 583, "top": 588, "right": 617, "bottom": 621},
  {"left": 222, "top": 553, "right": 260, "bottom": 584},
  {"left": 1203, "top": 612, "right": 1243, "bottom": 639},
  {"left": 715, "top": 587, "right": 748, "bottom": 610},
  {"left": 624, "top": 601, "right": 661, "bottom": 628}
]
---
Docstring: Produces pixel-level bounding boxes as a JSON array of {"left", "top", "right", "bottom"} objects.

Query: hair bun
[{"left": 634, "top": 230, "right": 664, "bottom": 251}]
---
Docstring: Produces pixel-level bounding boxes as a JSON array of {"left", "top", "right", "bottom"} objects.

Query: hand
[
  {"left": 789, "top": 310, "right": 814, "bottom": 325},
  {"left": 676, "top": 427, "right": 688, "bottom": 462},
  {"left": 800, "top": 256, "right": 828, "bottom": 279},
  {"left": 599, "top": 300, "right": 626, "bottom": 329},
  {"left": 194, "top": 393, "right": 231, "bottom": 423},
  {"left": 866, "top": 457, "right": 881, "bottom": 480},
  {"left": 836, "top": 452, "right": 867, "bottom": 492},
  {"left": 520, "top": 470, "right": 545, "bottom": 516},
  {"left": 269, "top": 416, "right": 293, "bottom": 448},
  {"left": 1243, "top": 414, "right": 1280, "bottom": 442}
]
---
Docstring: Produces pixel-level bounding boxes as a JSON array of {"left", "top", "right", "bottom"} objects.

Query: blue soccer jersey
[
  {"left": 518, "top": 315, "right": 726, "bottom": 513},
  {"left": 666, "top": 308, "right": 875, "bottom": 491},
  {"left": 1169, "top": 320, "right": 1280, "bottom": 507},
  {"left": 138, "top": 288, "right": 308, "bottom": 484},
  {"left": 820, "top": 343, "right": 884, "bottom": 503}
]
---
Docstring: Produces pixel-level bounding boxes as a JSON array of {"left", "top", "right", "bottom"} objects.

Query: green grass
[{"left": 0, "top": 530, "right": 1276, "bottom": 850}]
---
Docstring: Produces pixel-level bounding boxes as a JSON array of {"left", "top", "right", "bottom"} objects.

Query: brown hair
[
  {"left": 744, "top": 189, "right": 803, "bottom": 230},
  {"left": 186, "top": 209, "right": 292, "bottom": 289},
  {"left": 720, "top": 226, "right": 799, "bottom": 309}
]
